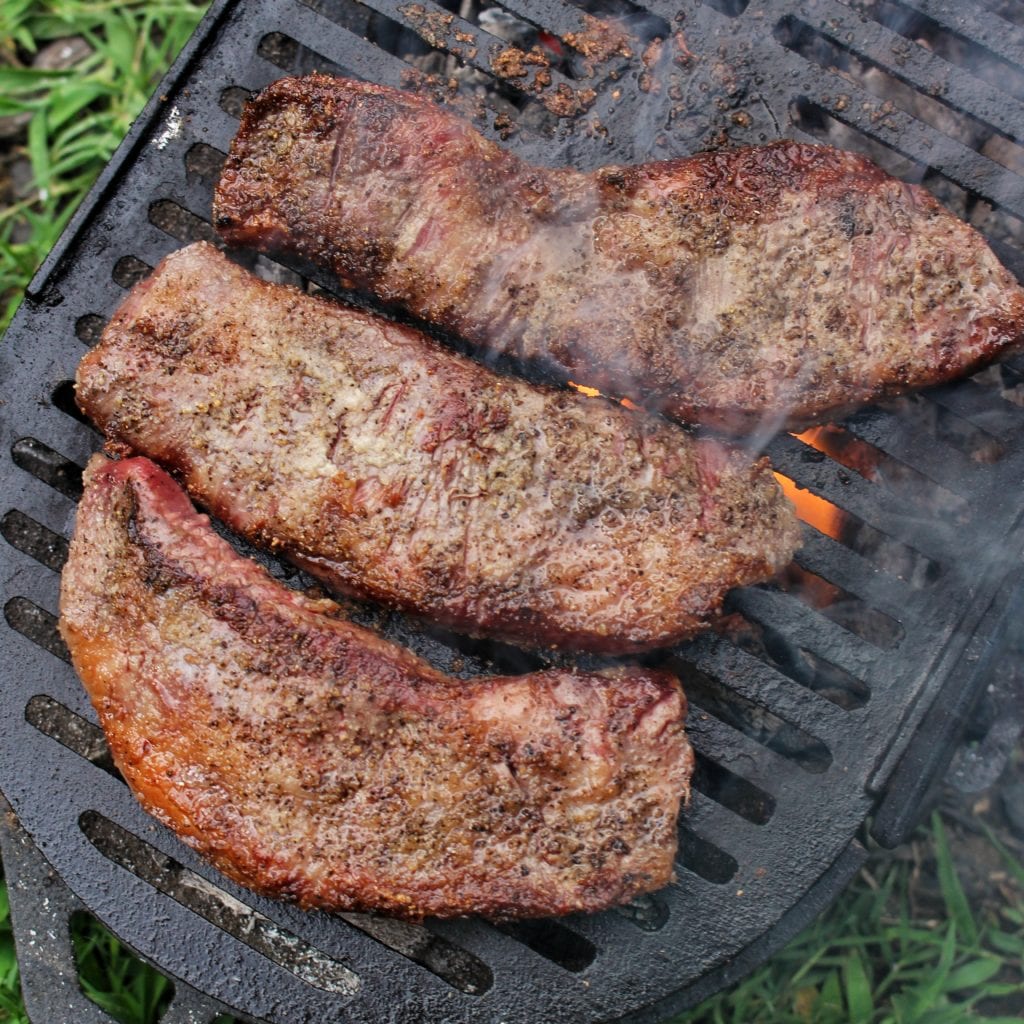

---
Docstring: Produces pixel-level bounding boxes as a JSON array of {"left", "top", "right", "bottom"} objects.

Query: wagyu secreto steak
[
  {"left": 76, "top": 242, "right": 800, "bottom": 654},
  {"left": 214, "top": 74, "right": 1024, "bottom": 434},
  {"left": 59, "top": 454, "right": 694, "bottom": 919}
]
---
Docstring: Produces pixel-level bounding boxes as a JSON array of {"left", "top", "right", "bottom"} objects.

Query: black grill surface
[{"left": 3, "top": 1, "right": 1024, "bottom": 1022}]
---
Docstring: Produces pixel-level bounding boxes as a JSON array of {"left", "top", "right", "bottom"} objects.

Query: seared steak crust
[
  {"left": 59, "top": 455, "right": 693, "bottom": 919},
  {"left": 214, "top": 74, "right": 1024, "bottom": 433},
  {"left": 76, "top": 243, "right": 800, "bottom": 654}
]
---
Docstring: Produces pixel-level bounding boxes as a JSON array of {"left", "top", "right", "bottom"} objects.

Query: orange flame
[
  {"left": 795, "top": 426, "right": 831, "bottom": 455},
  {"left": 776, "top": 427, "right": 846, "bottom": 540},
  {"left": 773, "top": 472, "right": 843, "bottom": 539},
  {"left": 568, "top": 380, "right": 640, "bottom": 411}
]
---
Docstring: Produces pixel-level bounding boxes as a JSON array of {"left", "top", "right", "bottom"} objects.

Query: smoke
[{"left": 270, "top": 0, "right": 1024, "bottom": 632}]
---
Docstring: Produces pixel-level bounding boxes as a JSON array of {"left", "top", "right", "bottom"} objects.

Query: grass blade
[
  {"left": 931, "top": 813, "right": 977, "bottom": 947},
  {"left": 907, "top": 924, "right": 957, "bottom": 1022},
  {"left": 942, "top": 956, "right": 1001, "bottom": 992},
  {"left": 843, "top": 949, "right": 874, "bottom": 1023}
]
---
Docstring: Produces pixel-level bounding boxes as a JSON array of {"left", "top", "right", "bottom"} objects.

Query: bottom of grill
[{"left": 0, "top": 793, "right": 869, "bottom": 1024}]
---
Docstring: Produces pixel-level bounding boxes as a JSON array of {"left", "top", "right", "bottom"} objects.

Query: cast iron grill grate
[{"left": 2, "top": 1, "right": 1024, "bottom": 1021}]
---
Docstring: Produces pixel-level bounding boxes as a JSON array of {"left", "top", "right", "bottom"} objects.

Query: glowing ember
[
  {"left": 794, "top": 425, "right": 883, "bottom": 480},
  {"left": 773, "top": 471, "right": 843, "bottom": 540},
  {"left": 568, "top": 380, "right": 640, "bottom": 410},
  {"left": 794, "top": 426, "right": 831, "bottom": 454}
]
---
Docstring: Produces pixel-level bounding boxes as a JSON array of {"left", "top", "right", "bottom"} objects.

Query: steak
[
  {"left": 76, "top": 242, "right": 800, "bottom": 654},
  {"left": 59, "top": 454, "right": 694, "bottom": 919},
  {"left": 214, "top": 74, "right": 1024, "bottom": 434}
]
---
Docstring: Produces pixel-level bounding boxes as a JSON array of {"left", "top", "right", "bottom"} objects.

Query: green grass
[
  {"left": 70, "top": 911, "right": 175, "bottom": 1024},
  {"left": 0, "top": 884, "right": 24, "bottom": 1023},
  {"left": 0, "top": 0, "right": 208, "bottom": 330},
  {"left": 670, "top": 813, "right": 1024, "bottom": 1024}
]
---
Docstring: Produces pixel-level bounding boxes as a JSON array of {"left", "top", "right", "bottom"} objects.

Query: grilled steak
[
  {"left": 76, "top": 242, "right": 800, "bottom": 654},
  {"left": 214, "top": 74, "right": 1024, "bottom": 434},
  {"left": 59, "top": 454, "right": 693, "bottom": 919}
]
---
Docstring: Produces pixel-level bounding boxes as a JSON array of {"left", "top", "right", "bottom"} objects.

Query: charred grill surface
[
  {"left": 75, "top": 242, "right": 800, "bottom": 655},
  {"left": 58, "top": 454, "right": 694, "bottom": 920},
  {"left": 214, "top": 74, "right": 1024, "bottom": 435}
]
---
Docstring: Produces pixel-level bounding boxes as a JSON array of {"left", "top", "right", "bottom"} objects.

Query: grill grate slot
[
  {"left": 860, "top": 0, "right": 1024, "bottom": 95},
  {"left": 257, "top": 31, "right": 346, "bottom": 79},
  {"left": 1, "top": 511, "right": 68, "bottom": 573},
  {"left": 367, "top": 0, "right": 582, "bottom": 93},
  {"left": 185, "top": 142, "right": 228, "bottom": 184},
  {"left": 921, "top": 400, "right": 1009, "bottom": 461},
  {"left": 491, "top": 920, "right": 596, "bottom": 973},
  {"left": 773, "top": 564, "right": 905, "bottom": 650},
  {"left": 682, "top": 639, "right": 856, "bottom": 735},
  {"left": 335, "top": 915, "right": 494, "bottom": 995},
  {"left": 111, "top": 255, "right": 152, "bottom": 290},
  {"left": 491, "top": 0, "right": 593, "bottom": 39},
  {"left": 927, "top": 375, "right": 1024, "bottom": 441},
  {"left": 218, "top": 86, "right": 252, "bottom": 118},
  {"left": 792, "top": 425, "right": 968, "bottom": 519},
  {"left": 769, "top": 435, "right": 954, "bottom": 567},
  {"left": 148, "top": 199, "right": 218, "bottom": 246},
  {"left": 791, "top": 96, "right": 1024, "bottom": 272},
  {"left": 11, "top": 438, "right": 83, "bottom": 500},
  {"left": 782, "top": 5, "right": 1024, "bottom": 150},
  {"left": 74, "top": 314, "right": 106, "bottom": 345},
  {"left": 726, "top": 588, "right": 885, "bottom": 683},
  {"left": 25, "top": 695, "right": 117, "bottom": 778},
  {"left": 723, "top": 615, "right": 872, "bottom": 710},
  {"left": 3, "top": 597, "right": 68, "bottom": 662},
  {"left": 842, "top": 403, "right": 1007, "bottom": 484},
  {"left": 51, "top": 381, "right": 96, "bottom": 430},
  {"left": 705, "top": 0, "right": 753, "bottom": 14},
  {"left": 671, "top": 659, "right": 833, "bottom": 773},
  {"left": 783, "top": 60, "right": 1024, "bottom": 216},
  {"left": 675, "top": 825, "right": 738, "bottom": 884},
  {"left": 80, "top": 811, "right": 365, "bottom": 998},
  {"left": 611, "top": 892, "right": 669, "bottom": 931},
  {"left": 69, "top": 910, "right": 178, "bottom": 1021},
  {"left": 691, "top": 752, "right": 776, "bottom": 825},
  {"left": 792, "top": 530, "right": 918, "bottom": 623}
]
